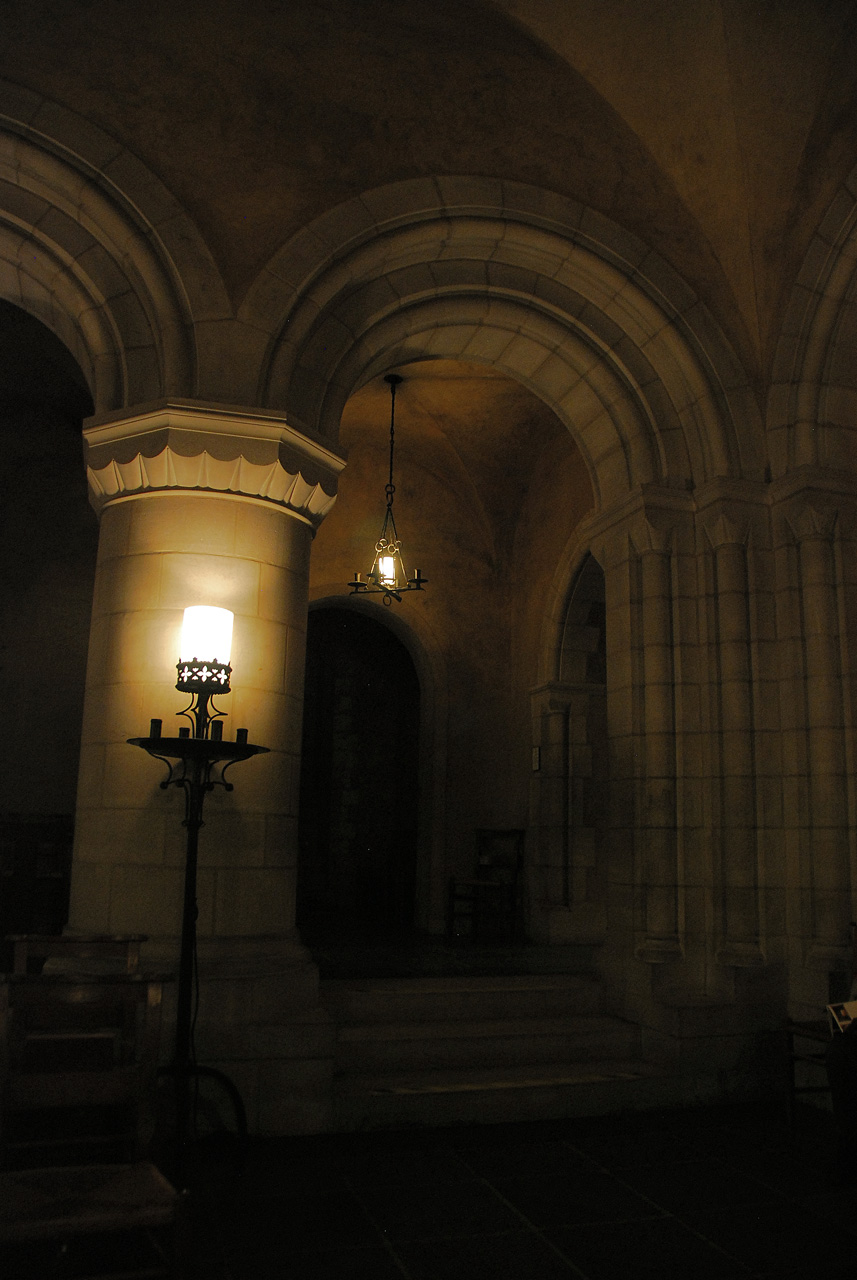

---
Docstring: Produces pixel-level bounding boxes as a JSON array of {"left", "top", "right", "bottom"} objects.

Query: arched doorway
[
  {"left": 297, "top": 606, "right": 420, "bottom": 943},
  {"left": 0, "top": 301, "right": 96, "bottom": 955},
  {"left": 0, "top": 302, "right": 96, "bottom": 817}
]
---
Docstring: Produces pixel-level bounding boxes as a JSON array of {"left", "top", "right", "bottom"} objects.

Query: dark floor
[{"left": 181, "top": 1101, "right": 856, "bottom": 1280}]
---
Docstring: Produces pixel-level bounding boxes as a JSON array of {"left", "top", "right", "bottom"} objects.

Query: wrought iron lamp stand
[{"left": 129, "top": 661, "right": 268, "bottom": 1177}]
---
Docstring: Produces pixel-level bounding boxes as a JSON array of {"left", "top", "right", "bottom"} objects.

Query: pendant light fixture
[{"left": 349, "top": 373, "right": 427, "bottom": 605}]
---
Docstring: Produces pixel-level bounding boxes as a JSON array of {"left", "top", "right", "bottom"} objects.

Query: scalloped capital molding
[{"left": 83, "top": 400, "right": 345, "bottom": 524}]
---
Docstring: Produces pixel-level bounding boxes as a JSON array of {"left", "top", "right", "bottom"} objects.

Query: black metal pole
[
  {"left": 129, "top": 716, "right": 266, "bottom": 1181},
  {"left": 174, "top": 763, "right": 203, "bottom": 1166}
]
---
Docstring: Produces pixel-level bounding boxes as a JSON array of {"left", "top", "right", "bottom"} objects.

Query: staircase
[{"left": 322, "top": 971, "right": 706, "bottom": 1130}]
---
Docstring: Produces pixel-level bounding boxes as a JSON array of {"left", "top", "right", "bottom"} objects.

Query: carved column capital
[
  {"left": 783, "top": 500, "right": 838, "bottom": 544},
  {"left": 585, "top": 485, "right": 693, "bottom": 564},
  {"left": 629, "top": 517, "right": 675, "bottom": 558},
  {"left": 83, "top": 400, "right": 345, "bottom": 526},
  {"left": 703, "top": 510, "right": 750, "bottom": 551}
]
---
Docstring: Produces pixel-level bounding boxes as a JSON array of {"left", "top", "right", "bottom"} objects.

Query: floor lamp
[{"left": 128, "top": 606, "right": 268, "bottom": 1176}]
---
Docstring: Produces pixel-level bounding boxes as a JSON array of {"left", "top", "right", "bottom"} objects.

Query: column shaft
[
  {"left": 800, "top": 532, "right": 849, "bottom": 955},
  {"left": 713, "top": 539, "right": 760, "bottom": 960},
  {"left": 70, "top": 491, "right": 311, "bottom": 951},
  {"left": 639, "top": 547, "right": 680, "bottom": 953}
]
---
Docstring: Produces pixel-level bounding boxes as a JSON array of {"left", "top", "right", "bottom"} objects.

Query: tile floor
[{"left": 182, "top": 1101, "right": 857, "bottom": 1280}]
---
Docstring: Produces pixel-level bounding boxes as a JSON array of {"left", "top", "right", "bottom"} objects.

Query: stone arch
[
  {"left": 293, "top": 298, "right": 656, "bottom": 507},
  {"left": 0, "top": 81, "right": 229, "bottom": 409},
  {"left": 244, "top": 177, "right": 761, "bottom": 502},
  {"left": 769, "top": 165, "right": 857, "bottom": 474}
]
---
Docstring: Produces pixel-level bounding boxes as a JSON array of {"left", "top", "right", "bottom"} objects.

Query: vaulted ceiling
[{"left": 2, "top": 0, "right": 855, "bottom": 391}]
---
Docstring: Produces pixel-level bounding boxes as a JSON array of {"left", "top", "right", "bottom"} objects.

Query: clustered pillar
[
  {"left": 636, "top": 528, "right": 681, "bottom": 961},
  {"left": 708, "top": 519, "right": 762, "bottom": 965},
  {"left": 792, "top": 505, "right": 851, "bottom": 968}
]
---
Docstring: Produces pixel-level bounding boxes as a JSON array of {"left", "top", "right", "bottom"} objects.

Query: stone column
[
  {"left": 791, "top": 505, "right": 850, "bottom": 967},
  {"left": 706, "top": 514, "right": 762, "bottom": 965},
  {"left": 529, "top": 683, "right": 572, "bottom": 920},
  {"left": 636, "top": 526, "right": 682, "bottom": 960},
  {"left": 529, "top": 680, "right": 606, "bottom": 944},
  {"left": 68, "top": 400, "right": 344, "bottom": 1132}
]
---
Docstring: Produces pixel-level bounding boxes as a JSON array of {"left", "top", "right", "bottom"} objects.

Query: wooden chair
[
  {"left": 0, "top": 934, "right": 180, "bottom": 1278},
  {"left": 447, "top": 829, "right": 524, "bottom": 943}
]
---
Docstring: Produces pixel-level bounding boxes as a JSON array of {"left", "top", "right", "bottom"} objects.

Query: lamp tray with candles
[
  {"left": 127, "top": 603, "right": 269, "bottom": 788},
  {"left": 127, "top": 724, "right": 268, "bottom": 785}
]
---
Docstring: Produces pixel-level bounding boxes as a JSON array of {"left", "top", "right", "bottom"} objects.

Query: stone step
[
  {"left": 321, "top": 973, "right": 603, "bottom": 1024},
  {"left": 335, "top": 1014, "right": 639, "bottom": 1073},
  {"left": 332, "top": 1060, "right": 721, "bottom": 1130},
  {"left": 311, "top": 941, "right": 599, "bottom": 981},
  {"left": 321, "top": 971, "right": 670, "bottom": 1130}
]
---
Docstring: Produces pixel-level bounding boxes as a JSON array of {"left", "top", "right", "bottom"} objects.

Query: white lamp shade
[{"left": 179, "top": 606, "right": 233, "bottom": 663}]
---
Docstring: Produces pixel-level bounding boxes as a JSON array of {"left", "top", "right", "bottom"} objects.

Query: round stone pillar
[{"left": 68, "top": 401, "right": 344, "bottom": 1133}]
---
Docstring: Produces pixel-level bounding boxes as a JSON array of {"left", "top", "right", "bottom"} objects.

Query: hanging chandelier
[{"left": 348, "top": 373, "right": 427, "bottom": 605}]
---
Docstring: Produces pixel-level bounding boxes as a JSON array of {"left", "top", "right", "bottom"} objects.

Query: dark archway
[
  {"left": 0, "top": 302, "right": 96, "bottom": 816},
  {"left": 297, "top": 606, "right": 420, "bottom": 943},
  {"left": 0, "top": 302, "right": 96, "bottom": 955}
]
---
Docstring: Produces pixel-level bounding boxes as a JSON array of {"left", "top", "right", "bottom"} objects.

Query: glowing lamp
[
  {"left": 179, "top": 605, "right": 233, "bottom": 664},
  {"left": 176, "top": 606, "right": 233, "bottom": 694},
  {"left": 378, "top": 555, "right": 397, "bottom": 587},
  {"left": 349, "top": 373, "right": 428, "bottom": 605}
]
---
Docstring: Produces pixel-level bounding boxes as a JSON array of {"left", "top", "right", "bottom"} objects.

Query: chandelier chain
[{"left": 348, "top": 370, "right": 426, "bottom": 603}]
